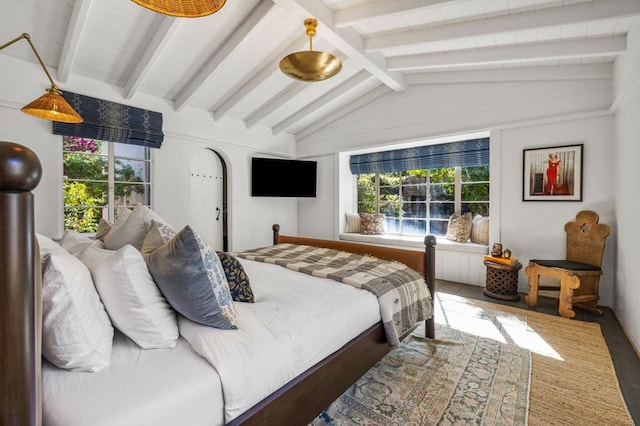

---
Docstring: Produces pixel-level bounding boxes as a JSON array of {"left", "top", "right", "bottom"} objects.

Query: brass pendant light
[
  {"left": 279, "top": 18, "right": 342, "bottom": 82},
  {"left": 131, "top": 0, "right": 226, "bottom": 18}
]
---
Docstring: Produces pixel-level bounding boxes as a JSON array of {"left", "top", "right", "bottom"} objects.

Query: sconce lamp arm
[{"left": 0, "top": 33, "right": 57, "bottom": 88}]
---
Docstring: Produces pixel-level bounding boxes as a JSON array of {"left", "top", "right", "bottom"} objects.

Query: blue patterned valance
[
  {"left": 349, "top": 138, "right": 490, "bottom": 174},
  {"left": 52, "top": 92, "right": 164, "bottom": 148}
]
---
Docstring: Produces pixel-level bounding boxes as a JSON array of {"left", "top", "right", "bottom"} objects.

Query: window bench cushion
[{"left": 339, "top": 233, "right": 488, "bottom": 255}]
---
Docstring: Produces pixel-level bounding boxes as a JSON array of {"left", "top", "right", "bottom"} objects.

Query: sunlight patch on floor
[{"left": 434, "top": 293, "right": 564, "bottom": 360}]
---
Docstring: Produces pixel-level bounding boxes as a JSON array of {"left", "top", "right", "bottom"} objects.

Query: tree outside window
[
  {"left": 356, "top": 165, "right": 489, "bottom": 236},
  {"left": 63, "top": 136, "right": 151, "bottom": 232}
]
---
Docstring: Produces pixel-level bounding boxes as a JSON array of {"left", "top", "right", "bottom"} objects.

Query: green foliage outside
[
  {"left": 63, "top": 182, "right": 102, "bottom": 232},
  {"left": 63, "top": 136, "right": 148, "bottom": 231},
  {"left": 356, "top": 165, "right": 490, "bottom": 234}
]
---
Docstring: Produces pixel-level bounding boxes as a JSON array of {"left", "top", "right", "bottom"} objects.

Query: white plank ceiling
[{"left": 0, "top": 0, "right": 637, "bottom": 139}]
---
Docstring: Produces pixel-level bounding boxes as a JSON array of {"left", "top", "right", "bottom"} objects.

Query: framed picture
[{"left": 523, "top": 144, "right": 583, "bottom": 201}]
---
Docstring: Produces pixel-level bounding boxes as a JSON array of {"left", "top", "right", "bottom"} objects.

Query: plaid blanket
[{"left": 235, "top": 243, "right": 432, "bottom": 346}]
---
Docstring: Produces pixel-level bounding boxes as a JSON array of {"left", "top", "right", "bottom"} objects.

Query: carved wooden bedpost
[
  {"left": 0, "top": 141, "right": 42, "bottom": 426},
  {"left": 424, "top": 235, "right": 437, "bottom": 339},
  {"left": 272, "top": 224, "right": 280, "bottom": 245}
]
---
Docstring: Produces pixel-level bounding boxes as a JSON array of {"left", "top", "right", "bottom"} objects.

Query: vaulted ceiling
[{"left": 1, "top": 0, "right": 638, "bottom": 140}]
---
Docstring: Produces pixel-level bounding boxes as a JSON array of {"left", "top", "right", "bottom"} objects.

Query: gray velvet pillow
[{"left": 144, "top": 225, "right": 238, "bottom": 329}]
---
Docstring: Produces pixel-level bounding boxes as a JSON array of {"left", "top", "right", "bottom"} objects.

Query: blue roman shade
[
  {"left": 52, "top": 92, "right": 164, "bottom": 148},
  {"left": 349, "top": 137, "right": 490, "bottom": 174}
]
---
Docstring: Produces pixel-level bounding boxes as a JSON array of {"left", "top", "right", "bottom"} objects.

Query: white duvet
[
  {"left": 178, "top": 258, "right": 381, "bottom": 422},
  {"left": 42, "top": 258, "right": 381, "bottom": 425}
]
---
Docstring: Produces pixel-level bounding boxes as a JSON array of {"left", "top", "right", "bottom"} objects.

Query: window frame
[
  {"left": 356, "top": 165, "right": 489, "bottom": 237},
  {"left": 62, "top": 137, "right": 152, "bottom": 231}
]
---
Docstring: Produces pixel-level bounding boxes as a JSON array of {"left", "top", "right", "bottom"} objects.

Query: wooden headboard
[
  {"left": 272, "top": 224, "right": 437, "bottom": 338},
  {"left": 0, "top": 141, "right": 43, "bottom": 426}
]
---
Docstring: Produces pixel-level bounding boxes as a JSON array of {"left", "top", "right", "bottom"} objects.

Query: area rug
[
  {"left": 459, "top": 298, "right": 634, "bottom": 426},
  {"left": 312, "top": 293, "right": 634, "bottom": 425},
  {"left": 311, "top": 293, "right": 532, "bottom": 425}
]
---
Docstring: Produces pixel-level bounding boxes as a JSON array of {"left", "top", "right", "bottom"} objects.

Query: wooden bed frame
[{"left": 0, "top": 141, "right": 436, "bottom": 426}]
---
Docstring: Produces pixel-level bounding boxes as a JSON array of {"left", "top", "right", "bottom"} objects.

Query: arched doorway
[{"left": 189, "top": 149, "right": 229, "bottom": 251}]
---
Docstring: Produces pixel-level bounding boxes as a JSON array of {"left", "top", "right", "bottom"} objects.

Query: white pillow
[
  {"left": 345, "top": 212, "right": 361, "bottom": 233},
  {"left": 470, "top": 215, "right": 490, "bottom": 245},
  {"left": 60, "top": 229, "right": 105, "bottom": 256},
  {"left": 103, "top": 203, "right": 171, "bottom": 251},
  {"left": 41, "top": 252, "right": 113, "bottom": 372},
  {"left": 77, "top": 244, "right": 179, "bottom": 349},
  {"left": 36, "top": 233, "right": 66, "bottom": 261}
]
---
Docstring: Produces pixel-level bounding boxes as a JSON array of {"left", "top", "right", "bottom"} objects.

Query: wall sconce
[{"left": 0, "top": 33, "right": 83, "bottom": 123}]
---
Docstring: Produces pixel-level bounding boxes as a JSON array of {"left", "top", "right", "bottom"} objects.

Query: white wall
[
  {"left": 300, "top": 65, "right": 620, "bottom": 313},
  {"left": 297, "top": 79, "right": 612, "bottom": 157},
  {"left": 613, "top": 19, "right": 640, "bottom": 351},
  {"left": 0, "top": 54, "right": 298, "bottom": 251},
  {"left": 297, "top": 154, "right": 336, "bottom": 239},
  {"left": 497, "top": 116, "right": 615, "bottom": 304}
]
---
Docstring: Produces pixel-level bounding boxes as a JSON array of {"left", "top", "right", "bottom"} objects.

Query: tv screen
[{"left": 251, "top": 157, "right": 317, "bottom": 197}]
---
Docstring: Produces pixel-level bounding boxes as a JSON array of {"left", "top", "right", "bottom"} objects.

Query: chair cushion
[{"left": 530, "top": 259, "right": 601, "bottom": 271}]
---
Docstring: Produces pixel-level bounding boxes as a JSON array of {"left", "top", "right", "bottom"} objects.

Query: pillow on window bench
[
  {"left": 359, "top": 213, "right": 384, "bottom": 235},
  {"left": 445, "top": 212, "right": 473, "bottom": 243},
  {"left": 345, "top": 212, "right": 361, "bottom": 233},
  {"left": 470, "top": 215, "right": 490, "bottom": 245}
]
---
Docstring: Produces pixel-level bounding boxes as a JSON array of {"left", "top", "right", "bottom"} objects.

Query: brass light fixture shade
[
  {"left": 131, "top": 0, "right": 226, "bottom": 17},
  {"left": 0, "top": 33, "right": 83, "bottom": 123},
  {"left": 21, "top": 85, "right": 83, "bottom": 123},
  {"left": 279, "top": 18, "right": 342, "bottom": 82}
]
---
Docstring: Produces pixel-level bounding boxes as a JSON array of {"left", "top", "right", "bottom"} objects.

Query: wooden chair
[{"left": 525, "top": 210, "right": 610, "bottom": 318}]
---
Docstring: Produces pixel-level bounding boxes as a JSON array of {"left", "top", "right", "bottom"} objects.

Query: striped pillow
[
  {"left": 470, "top": 215, "right": 490, "bottom": 245},
  {"left": 345, "top": 212, "right": 361, "bottom": 233}
]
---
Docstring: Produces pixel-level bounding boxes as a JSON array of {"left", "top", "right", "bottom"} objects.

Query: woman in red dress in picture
[{"left": 544, "top": 153, "right": 561, "bottom": 195}]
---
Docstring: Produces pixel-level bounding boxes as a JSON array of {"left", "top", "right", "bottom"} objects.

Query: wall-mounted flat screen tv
[{"left": 251, "top": 157, "right": 317, "bottom": 197}]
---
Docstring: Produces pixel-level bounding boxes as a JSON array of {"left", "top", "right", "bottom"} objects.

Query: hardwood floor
[{"left": 436, "top": 280, "right": 640, "bottom": 424}]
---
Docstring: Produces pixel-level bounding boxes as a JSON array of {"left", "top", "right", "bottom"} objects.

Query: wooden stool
[{"left": 483, "top": 260, "right": 522, "bottom": 301}]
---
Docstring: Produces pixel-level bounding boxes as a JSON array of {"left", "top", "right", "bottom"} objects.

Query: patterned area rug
[{"left": 311, "top": 293, "right": 531, "bottom": 425}]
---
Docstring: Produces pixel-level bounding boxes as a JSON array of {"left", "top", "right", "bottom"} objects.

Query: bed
[{"left": 0, "top": 141, "right": 436, "bottom": 426}]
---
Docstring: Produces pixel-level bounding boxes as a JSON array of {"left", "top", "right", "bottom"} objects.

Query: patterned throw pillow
[
  {"left": 359, "top": 213, "right": 385, "bottom": 235},
  {"left": 216, "top": 252, "right": 255, "bottom": 303},
  {"left": 141, "top": 220, "right": 177, "bottom": 257},
  {"left": 445, "top": 212, "right": 473, "bottom": 243},
  {"left": 144, "top": 225, "right": 238, "bottom": 329}
]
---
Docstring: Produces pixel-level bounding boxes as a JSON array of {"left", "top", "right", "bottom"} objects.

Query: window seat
[
  {"left": 339, "top": 233, "right": 488, "bottom": 286},
  {"left": 338, "top": 233, "right": 488, "bottom": 255}
]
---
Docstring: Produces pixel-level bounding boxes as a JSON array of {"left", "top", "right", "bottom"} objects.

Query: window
[
  {"left": 63, "top": 136, "right": 151, "bottom": 232},
  {"left": 356, "top": 165, "right": 489, "bottom": 237}
]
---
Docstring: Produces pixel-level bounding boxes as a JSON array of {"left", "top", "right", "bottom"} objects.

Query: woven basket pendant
[{"left": 131, "top": 0, "right": 226, "bottom": 18}]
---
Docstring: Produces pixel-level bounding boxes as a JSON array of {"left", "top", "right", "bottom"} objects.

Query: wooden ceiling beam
[
  {"left": 366, "top": 0, "right": 640, "bottom": 54},
  {"left": 334, "top": 0, "right": 456, "bottom": 28},
  {"left": 388, "top": 36, "right": 627, "bottom": 71},
  {"left": 123, "top": 16, "right": 180, "bottom": 100},
  {"left": 57, "top": 0, "right": 93, "bottom": 84},
  {"left": 173, "top": 0, "right": 274, "bottom": 112}
]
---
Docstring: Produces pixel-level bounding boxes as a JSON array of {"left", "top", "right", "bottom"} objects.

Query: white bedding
[
  {"left": 179, "top": 258, "right": 381, "bottom": 422},
  {"left": 42, "top": 258, "right": 381, "bottom": 425},
  {"left": 42, "top": 330, "right": 224, "bottom": 426}
]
